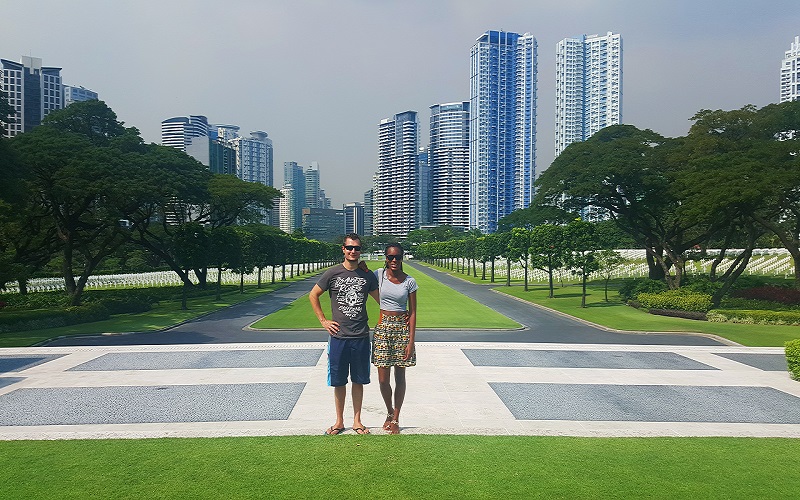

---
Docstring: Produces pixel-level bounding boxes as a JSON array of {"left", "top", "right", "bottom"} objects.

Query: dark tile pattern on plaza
[
  {"left": 464, "top": 349, "right": 717, "bottom": 370},
  {"left": 0, "top": 383, "right": 305, "bottom": 426},
  {"left": 0, "top": 377, "right": 24, "bottom": 390},
  {"left": 713, "top": 353, "right": 788, "bottom": 371},
  {"left": 490, "top": 382, "right": 800, "bottom": 423},
  {"left": 68, "top": 349, "right": 324, "bottom": 371},
  {"left": 0, "top": 355, "right": 66, "bottom": 373}
]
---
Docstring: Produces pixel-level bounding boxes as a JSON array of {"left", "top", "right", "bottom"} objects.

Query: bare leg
[
  {"left": 351, "top": 383, "right": 368, "bottom": 432},
  {"left": 388, "top": 368, "right": 406, "bottom": 434},
  {"left": 377, "top": 367, "right": 394, "bottom": 429},
  {"left": 326, "top": 385, "right": 346, "bottom": 434}
]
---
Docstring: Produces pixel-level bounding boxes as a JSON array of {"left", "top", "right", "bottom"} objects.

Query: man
[{"left": 309, "top": 233, "right": 379, "bottom": 435}]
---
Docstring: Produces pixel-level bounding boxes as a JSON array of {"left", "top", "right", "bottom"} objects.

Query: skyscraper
[
  {"left": 230, "top": 131, "right": 274, "bottom": 187},
  {"left": 283, "top": 161, "right": 306, "bottom": 233},
  {"left": 375, "top": 111, "right": 418, "bottom": 237},
  {"left": 416, "top": 147, "right": 432, "bottom": 227},
  {"left": 343, "top": 202, "right": 365, "bottom": 235},
  {"left": 279, "top": 186, "right": 296, "bottom": 233},
  {"left": 161, "top": 115, "right": 209, "bottom": 151},
  {"left": 469, "top": 30, "right": 537, "bottom": 234},
  {"left": 430, "top": 102, "right": 470, "bottom": 229},
  {"left": 555, "top": 32, "right": 622, "bottom": 158},
  {"left": 363, "top": 188, "right": 374, "bottom": 236},
  {"left": 781, "top": 35, "right": 800, "bottom": 103},
  {"left": 1, "top": 56, "right": 63, "bottom": 138},
  {"left": 305, "top": 162, "right": 321, "bottom": 209}
]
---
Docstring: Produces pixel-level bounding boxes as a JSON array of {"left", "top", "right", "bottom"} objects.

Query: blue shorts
[{"left": 327, "top": 336, "right": 371, "bottom": 387}]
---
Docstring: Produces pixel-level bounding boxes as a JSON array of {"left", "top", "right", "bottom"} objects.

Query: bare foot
[
  {"left": 386, "top": 420, "right": 400, "bottom": 434},
  {"left": 383, "top": 409, "right": 394, "bottom": 431}
]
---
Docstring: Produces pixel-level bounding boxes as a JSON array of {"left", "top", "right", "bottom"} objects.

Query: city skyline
[{"left": 3, "top": 1, "right": 799, "bottom": 208}]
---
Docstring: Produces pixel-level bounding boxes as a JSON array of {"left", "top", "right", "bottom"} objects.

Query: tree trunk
[
  {"left": 216, "top": 267, "right": 222, "bottom": 301},
  {"left": 581, "top": 273, "right": 588, "bottom": 308},
  {"left": 17, "top": 279, "right": 28, "bottom": 295},
  {"left": 240, "top": 271, "right": 244, "bottom": 293},
  {"left": 181, "top": 280, "right": 188, "bottom": 310},
  {"left": 482, "top": 261, "right": 486, "bottom": 281},
  {"left": 523, "top": 260, "right": 528, "bottom": 292},
  {"left": 491, "top": 258, "right": 495, "bottom": 283},
  {"left": 257, "top": 267, "right": 262, "bottom": 288},
  {"left": 506, "top": 259, "right": 511, "bottom": 287}
]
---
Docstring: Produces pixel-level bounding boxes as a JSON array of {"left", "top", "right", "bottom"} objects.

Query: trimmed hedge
[
  {"left": 787, "top": 339, "right": 800, "bottom": 381},
  {"left": 0, "top": 303, "right": 110, "bottom": 333},
  {"left": 648, "top": 309, "right": 707, "bottom": 321},
  {"left": 618, "top": 278, "right": 668, "bottom": 302},
  {"left": 707, "top": 309, "right": 800, "bottom": 326},
  {"left": 732, "top": 286, "right": 800, "bottom": 306},
  {"left": 637, "top": 290, "right": 713, "bottom": 312}
]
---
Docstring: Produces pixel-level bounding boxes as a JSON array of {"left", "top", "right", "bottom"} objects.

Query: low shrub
[
  {"left": 707, "top": 309, "right": 800, "bottom": 326},
  {"left": 618, "top": 279, "right": 668, "bottom": 302},
  {"left": 648, "top": 309, "right": 707, "bottom": 321},
  {"left": 719, "top": 297, "right": 800, "bottom": 312},
  {"left": 637, "top": 290, "right": 713, "bottom": 312},
  {"left": 0, "top": 303, "right": 110, "bottom": 333},
  {"left": 786, "top": 339, "right": 800, "bottom": 381},
  {"left": 682, "top": 275, "right": 724, "bottom": 296},
  {"left": 732, "top": 286, "right": 800, "bottom": 306}
]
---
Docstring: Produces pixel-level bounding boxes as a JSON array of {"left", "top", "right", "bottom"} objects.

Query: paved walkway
[{"left": 1, "top": 263, "right": 798, "bottom": 440}]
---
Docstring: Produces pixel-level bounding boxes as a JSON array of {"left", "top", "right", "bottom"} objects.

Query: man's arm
[{"left": 309, "top": 284, "right": 339, "bottom": 335}]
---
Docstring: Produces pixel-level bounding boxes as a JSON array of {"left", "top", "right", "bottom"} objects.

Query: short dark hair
[{"left": 343, "top": 233, "right": 361, "bottom": 245}]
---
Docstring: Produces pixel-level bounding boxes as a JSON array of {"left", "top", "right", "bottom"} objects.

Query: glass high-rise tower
[
  {"left": 555, "top": 32, "right": 622, "bottom": 158},
  {"left": 469, "top": 30, "right": 537, "bottom": 234}
]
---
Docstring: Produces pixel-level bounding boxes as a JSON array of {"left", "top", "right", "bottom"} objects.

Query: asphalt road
[{"left": 44, "top": 262, "right": 725, "bottom": 347}]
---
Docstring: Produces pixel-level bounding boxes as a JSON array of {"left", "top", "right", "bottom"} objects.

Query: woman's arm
[{"left": 404, "top": 290, "right": 417, "bottom": 361}]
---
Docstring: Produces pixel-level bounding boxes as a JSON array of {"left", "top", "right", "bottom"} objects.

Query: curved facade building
[{"left": 430, "top": 102, "right": 470, "bottom": 230}]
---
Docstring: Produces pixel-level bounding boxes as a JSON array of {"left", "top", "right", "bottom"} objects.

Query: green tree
[
  {"left": 172, "top": 222, "right": 209, "bottom": 310},
  {"left": 596, "top": 249, "right": 626, "bottom": 302},
  {"left": 536, "top": 125, "right": 717, "bottom": 289},
  {"left": 0, "top": 91, "right": 17, "bottom": 136},
  {"left": 507, "top": 227, "right": 532, "bottom": 291},
  {"left": 566, "top": 220, "right": 601, "bottom": 308},
  {"left": 529, "top": 224, "right": 567, "bottom": 298}
]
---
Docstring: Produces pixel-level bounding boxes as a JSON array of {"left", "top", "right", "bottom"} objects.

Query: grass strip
[
  {"left": 250, "top": 262, "right": 520, "bottom": 330},
  {"left": 0, "top": 436, "right": 797, "bottom": 499}
]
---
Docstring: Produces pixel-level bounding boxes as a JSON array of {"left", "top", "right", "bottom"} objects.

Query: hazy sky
[{"left": 4, "top": 0, "right": 799, "bottom": 207}]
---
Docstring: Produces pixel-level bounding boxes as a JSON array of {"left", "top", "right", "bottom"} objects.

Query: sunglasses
[
  {"left": 344, "top": 245, "right": 362, "bottom": 251},
  {"left": 385, "top": 254, "right": 402, "bottom": 261}
]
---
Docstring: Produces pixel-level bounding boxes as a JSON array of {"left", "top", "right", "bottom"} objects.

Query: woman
[{"left": 372, "top": 243, "right": 417, "bottom": 434}]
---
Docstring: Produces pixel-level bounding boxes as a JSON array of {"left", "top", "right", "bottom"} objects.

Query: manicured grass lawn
[
  {"left": 251, "top": 262, "right": 521, "bottom": 330},
  {"left": 0, "top": 282, "right": 292, "bottom": 348},
  {"left": 0, "top": 436, "right": 797, "bottom": 499}
]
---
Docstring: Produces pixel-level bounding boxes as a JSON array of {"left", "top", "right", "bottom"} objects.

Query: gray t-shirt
[
  {"left": 375, "top": 269, "right": 418, "bottom": 312},
  {"left": 316, "top": 264, "right": 378, "bottom": 339}
]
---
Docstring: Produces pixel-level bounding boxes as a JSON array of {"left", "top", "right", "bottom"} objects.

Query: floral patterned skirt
[{"left": 371, "top": 313, "right": 415, "bottom": 368}]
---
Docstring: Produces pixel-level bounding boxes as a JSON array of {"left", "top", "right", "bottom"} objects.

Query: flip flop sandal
[
  {"left": 353, "top": 426, "right": 370, "bottom": 435},
  {"left": 325, "top": 426, "right": 345, "bottom": 435}
]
